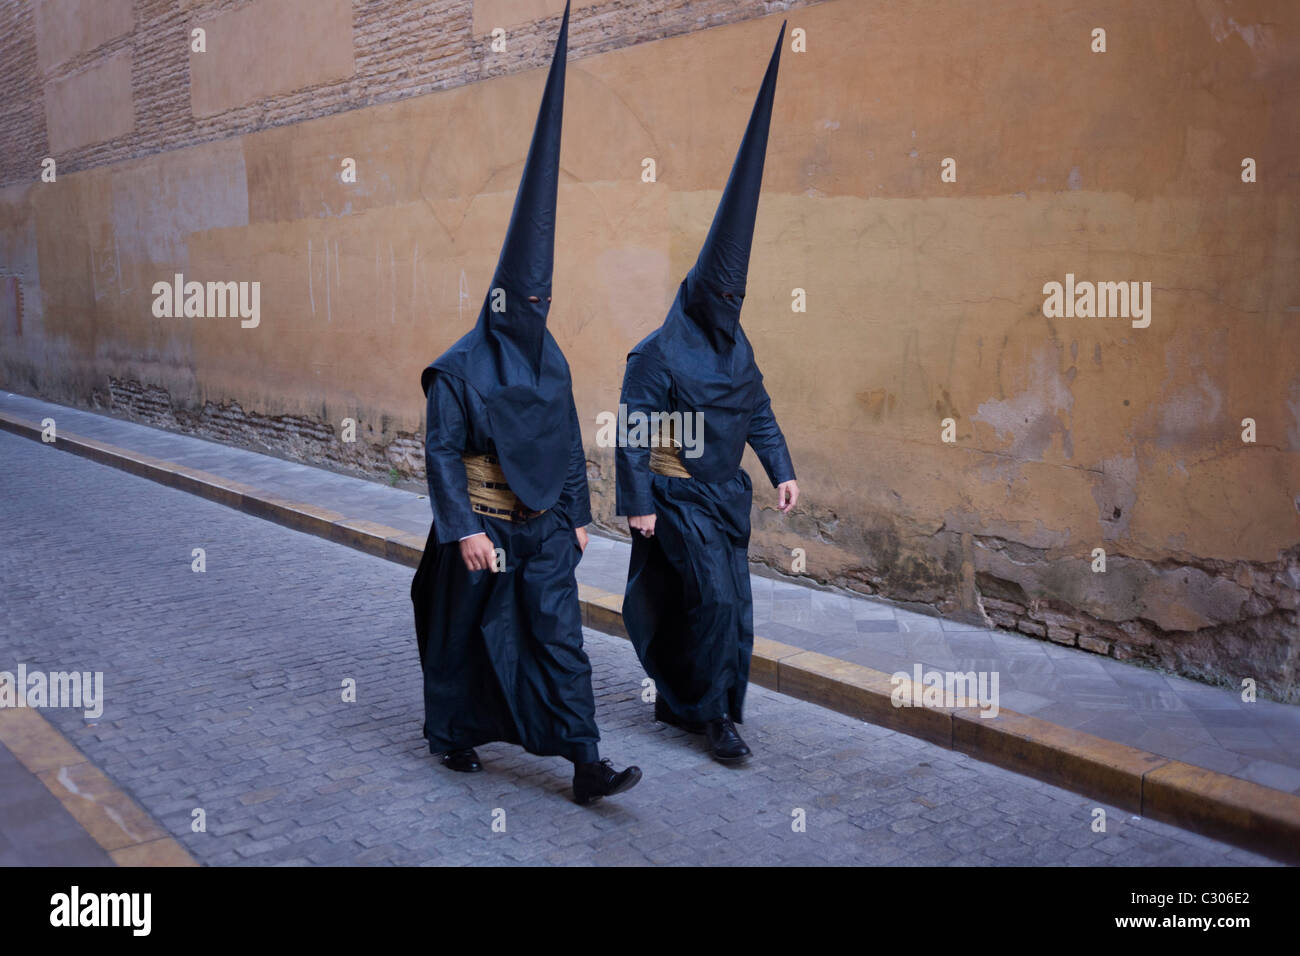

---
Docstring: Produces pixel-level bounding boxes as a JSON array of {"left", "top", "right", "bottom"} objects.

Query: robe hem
[{"left": 425, "top": 732, "right": 598, "bottom": 764}]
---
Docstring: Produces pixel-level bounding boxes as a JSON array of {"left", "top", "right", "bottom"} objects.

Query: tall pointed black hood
[
  {"left": 486, "top": 0, "right": 568, "bottom": 368},
  {"left": 423, "top": 2, "right": 575, "bottom": 512},
  {"left": 628, "top": 20, "right": 787, "bottom": 484},
  {"left": 679, "top": 19, "right": 785, "bottom": 347}
]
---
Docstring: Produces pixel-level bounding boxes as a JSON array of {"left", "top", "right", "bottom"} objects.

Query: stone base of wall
[
  {"left": 98, "top": 377, "right": 424, "bottom": 488},
  {"left": 742, "top": 499, "right": 1299, "bottom": 704},
  {"left": 84, "top": 376, "right": 1300, "bottom": 706},
  {"left": 973, "top": 543, "right": 1300, "bottom": 705}
]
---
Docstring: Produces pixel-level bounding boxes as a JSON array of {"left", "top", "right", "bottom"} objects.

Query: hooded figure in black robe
[
  {"left": 616, "top": 22, "right": 798, "bottom": 762},
  {"left": 411, "top": 2, "right": 640, "bottom": 805}
]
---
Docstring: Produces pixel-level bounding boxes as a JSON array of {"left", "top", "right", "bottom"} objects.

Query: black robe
[
  {"left": 616, "top": 329, "right": 794, "bottom": 725},
  {"left": 615, "top": 20, "right": 791, "bottom": 727},
  {"left": 411, "top": 369, "right": 599, "bottom": 763}
]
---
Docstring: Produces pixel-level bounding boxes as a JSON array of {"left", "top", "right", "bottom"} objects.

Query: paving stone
[{"left": 0, "top": 429, "right": 1279, "bottom": 867}]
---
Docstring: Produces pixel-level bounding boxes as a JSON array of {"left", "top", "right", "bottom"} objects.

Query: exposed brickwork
[
  {"left": 1, "top": 0, "right": 814, "bottom": 187},
  {"left": 102, "top": 376, "right": 424, "bottom": 483},
  {"left": 0, "top": 2, "right": 45, "bottom": 182},
  {"left": 974, "top": 547, "right": 1300, "bottom": 704}
]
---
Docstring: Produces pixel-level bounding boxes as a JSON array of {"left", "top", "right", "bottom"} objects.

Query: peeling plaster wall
[{"left": 1, "top": 0, "right": 1298, "bottom": 699}]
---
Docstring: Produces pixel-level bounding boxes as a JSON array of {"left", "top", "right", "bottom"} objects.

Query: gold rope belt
[
  {"left": 463, "top": 453, "right": 547, "bottom": 522},
  {"left": 648, "top": 419, "right": 693, "bottom": 479}
]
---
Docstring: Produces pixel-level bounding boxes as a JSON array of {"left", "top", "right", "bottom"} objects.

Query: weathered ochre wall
[{"left": 1, "top": 0, "right": 1298, "bottom": 699}]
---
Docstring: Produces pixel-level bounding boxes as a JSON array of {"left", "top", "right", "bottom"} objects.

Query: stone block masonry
[
  {"left": 1, "top": 0, "right": 822, "bottom": 186},
  {"left": 103, "top": 377, "right": 424, "bottom": 482},
  {"left": 1, "top": 1, "right": 1297, "bottom": 702}
]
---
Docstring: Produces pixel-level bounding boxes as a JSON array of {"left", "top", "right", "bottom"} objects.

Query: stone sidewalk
[
  {"left": 0, "top": 739, "right": 113, "bottom": 866},
  {"left": 0, "top": 429, "right": 1274, "bottom": 865},
  {"left": 3, "top": 390, "right": 1298, "bottom": 800}
]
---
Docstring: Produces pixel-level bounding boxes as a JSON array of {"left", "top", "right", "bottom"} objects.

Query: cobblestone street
[{"left": 0, "top": 432, "right": 1273, "bottom": 865}]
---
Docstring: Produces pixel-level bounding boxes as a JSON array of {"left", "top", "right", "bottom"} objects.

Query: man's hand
[
  {"left": 777, "top": 480, "right": 799, "bottom": 514},
  {"left": 575, "top": 525, "right": 589, "bottom": 554},
  {"left": 628, "top": 514, "right": 657, "bottom": 539},
  {"left": 459, "top": 532, "right": 498, "bottom": 573}
]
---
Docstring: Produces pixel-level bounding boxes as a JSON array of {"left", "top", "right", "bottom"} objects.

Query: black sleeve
[
  {"left": 553, "top": 393, "right": 593, "bottom": 527},
  {"left": 424, "top": 373, "right": 486, "bottom": 545},
  {"left": 747, "top": 379, "right": 796, "bottom": 487}
]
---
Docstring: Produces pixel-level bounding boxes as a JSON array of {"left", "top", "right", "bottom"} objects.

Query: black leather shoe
[
  {"left": 705, "top": 716, "right": 751, "bottom": 762},
  {"left": 654, "top": 698, "right": 704, "bottom": 734},
  {"left": 573, "top": 758, "right": 642, "bottom": 805},
  {"left": 440, "top": 748, "right": 483, "bottom": 773}
]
